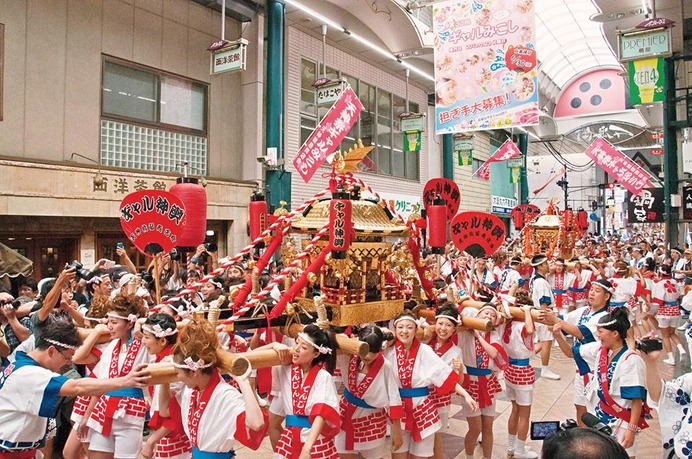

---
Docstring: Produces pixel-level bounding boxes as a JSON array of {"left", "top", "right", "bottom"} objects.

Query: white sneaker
[
  {"left": 541, "top": 368, "right": 561, "bottom": 380},
  {"left": 663, "top": 358, "right": 676, "bottom": 365},
  {"left": 678, "top": 323, "right": 689, "bottom": 331},
  {"left": 513, "top": 448, "right": 538, "bottom": 459}
]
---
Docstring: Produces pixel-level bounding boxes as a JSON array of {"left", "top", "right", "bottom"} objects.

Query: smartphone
[
  {"left": 530, "top": 421, "right": 560, "bottom": 440},
  {"left": 116, "top": 242, "right": 124, "bottom": 250}
]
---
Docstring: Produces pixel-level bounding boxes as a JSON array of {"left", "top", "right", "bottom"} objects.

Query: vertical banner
[
  {"left": 454, "top": 134, "right": 473, "bottom": 165},
  {"left": 293, "top": 86, "right": 363, "bottom": 183},
  {"left": 433, "top": 1, "right": 539, "bottom": 134},
  {"left": 403, "top": 131, "right": 422, "bottom": 152},
  {"left": 628, "top": 57, "right": 665, "bottom": 105},
  {"left": 458, "top": 150, "right": 473, "bottom": 166},
  {"left": 510, "top": 167, "right": 520, "bottom": 183},
  {"left": 584, "top": 138, "right": 650, "bottom": 195}
]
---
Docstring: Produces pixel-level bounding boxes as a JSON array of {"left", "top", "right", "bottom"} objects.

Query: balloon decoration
[
  {"left": 329, "top": 185, "right": 352, "bottom": 259},
  {"left": 423, "top": 178, "right": 461, "bottom": 219},
  {"left": 427, "top": 196, "right": 447, "bottom": 255},
  {"left": 510, "top": 203, "right": 541, "bottom": 230},
  {"left": 248, "top": 193, "right": 268, "bottom": 248},
  {"left": 119, "top": 190, "right": 187, "bottom": 255},
  {"left": 169, "top": 177, "right": 207, "bottom": 249},
  {"left": 450, "top": 212, "right": 506, "bottom": 258}
]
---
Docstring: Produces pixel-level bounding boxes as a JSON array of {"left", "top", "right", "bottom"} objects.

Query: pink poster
[
  {"left": 293, "top": 87, "right": 363, "bottom": 183},
  {"left": 474, "top": 139, "right": 521, "bottom": 181},
  {"left": 584, "top": 138, "right": 650, "bottom": 195}
]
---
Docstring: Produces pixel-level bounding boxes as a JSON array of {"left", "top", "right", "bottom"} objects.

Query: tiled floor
[{"left": 237, "top": 342, "right": 685, "bottom": 458}]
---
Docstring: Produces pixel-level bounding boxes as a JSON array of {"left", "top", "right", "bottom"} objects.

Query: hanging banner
[
  {"left": 433, "top": 1, "right": 539, "bottom": 134},
  {"left": 627, "top": 187, "right": 664, "bottom": 223},
  {"left": 403, "top": 131, "right": 422, "bottom": 152},
  {"left": 119, "top": 190, "right": 187, "bottom": 255},
  {"left": 584, "top": 137, "right": 650, "bottom": 195},
  {"left": 628, "top": 57, "right": 665, "bottom": 105},
  {"left": 510, "top": 166, "right": 521, "bottom": 183},
  {"left": 293, "top": 86, "right": 364, "bottom": 183},
  {"left": 423, "top": 178, "right": 461, "bottom": 219},
  {"left": 474, "top": 139, "right": 521, "bottom": 181},
  {"left": 458, "top": 150, "right": 473, "bottom": 166},
  {"left": 683, "top": 186, "right": 692, "bottom": 220}
]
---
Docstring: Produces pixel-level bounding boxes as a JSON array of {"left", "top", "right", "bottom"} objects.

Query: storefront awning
[{"left": 0, "top": 243, "right": 33, "bottom": 278}]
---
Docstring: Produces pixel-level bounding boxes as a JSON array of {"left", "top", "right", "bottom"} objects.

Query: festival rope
[{"left": 150, "top": 188, "right": 332, "bottom": 312}]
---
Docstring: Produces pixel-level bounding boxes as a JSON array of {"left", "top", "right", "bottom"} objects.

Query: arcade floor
[{"left": 237, "top": 341, "right": 680, "bottom": 458}]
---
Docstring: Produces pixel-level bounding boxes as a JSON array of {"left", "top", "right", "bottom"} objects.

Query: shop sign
[
  {"left": 400, "top": 113, "right": 426, "bottom": 133},
  {"left": 210, "top": 39, "right": 248, "bottom": 75},
  {"left": 93, "top": 175, "right": 168, "bottom": 194},
  {"left": 683, "top": 186, "right": 692, "bottom": 220},
  {"left": 627, "top": 187, "right": 664, "bottom": 223},
  {"left": 453, "top": 135, "right": 474, "bottom": 151},
  {"left": 316, "top": 79, "right": 346, "bottom": 106},
  {"left": 506, "top": 158, "right": 523, "bottom": 168},
  {"left": 628, "top": 57, "right": 665, "bottom": 105},
  {"left": 618, "top": 28, "right": 671, "bottom": 62},
  {"left": 491, "top": 195, "right": 517, "bottom": 215},
  {"left": 375, "top": 191, "right": 422, "bottom": 221}
]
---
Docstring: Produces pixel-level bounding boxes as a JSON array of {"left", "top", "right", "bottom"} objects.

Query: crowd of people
[{"left": 1, "top": 228, "right": 692, "bottom": 459}]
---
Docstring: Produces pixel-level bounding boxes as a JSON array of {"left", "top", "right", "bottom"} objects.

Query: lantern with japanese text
[
  {"left": 169, "top": 177, "right": 207, "bottom": 249},
  {"left": 427, "top": 196, "right": 447, "bottom": 255},
  {"left": 248, "top": 192, "right": 268, "bottom": 248},
  {"left": 577, "top": 208, "right": 588, "bottom": 232},
  {"left": 329, "top": 185, "right": 352, "bottom": 259}
]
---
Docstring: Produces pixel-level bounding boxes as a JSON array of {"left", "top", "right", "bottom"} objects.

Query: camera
[
  {"left": 204, "top": 242, "right": 218, "bottom": 253},
  {"left": 116, "top": 242, "right": 124, "bottom": 250},
  {"left": 531, "top": 419, "right": 577, "bottom": 440},
  {"left": 635, "top": 338, "right": 663, "bottom": 353},
  {"left": 169, "top": 248, "right": 180, "bottom": 261},
  {"left": 66, "top": 260, "right": 91, "bottom": 280}
]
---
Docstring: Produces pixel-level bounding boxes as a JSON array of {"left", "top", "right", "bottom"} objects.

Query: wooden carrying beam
[
  {"left": 415, "top": 308, "right": 492, "bottom": 332},
  {"left": 280, "top": 323, "right": 368, "bottom": 358}
]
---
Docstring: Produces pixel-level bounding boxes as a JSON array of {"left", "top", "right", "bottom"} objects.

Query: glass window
[
  {"left": 102, "top": 57, "right": 207, "bottom": 134},
  {"left": 473, "top": 158, "right": 484, "bottom": 174},
  {"left": 359, "top": 82, "right": 376, "bottom": 172},
  {"left": 377, "top": 89, "right": 392, "bottom": 175},
  {"left": 301, "top": 59, "right": 317, "bottom": 117}
]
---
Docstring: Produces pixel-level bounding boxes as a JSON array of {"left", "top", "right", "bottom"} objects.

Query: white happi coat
[{"left": 0, "top": 352, "right": 69, "bottom": 451}]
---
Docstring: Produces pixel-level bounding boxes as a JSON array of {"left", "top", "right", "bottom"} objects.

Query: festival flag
[
  {"left": 473, "top": 139, "right": 521, "bottom": 181},
  {"left": 584, "top": 138, "right": 650, "bottom": 195}
]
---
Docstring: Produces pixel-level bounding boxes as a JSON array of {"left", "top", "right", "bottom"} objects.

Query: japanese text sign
[
  {"left": 119, "top": 190, "right": 187, "bottom": 255},
  {"left": 423, "top": 178, "right": 461, "bottom": 219},
  {"left": 627, "top": 187, "right": 664, "bottom": 223},
  {"left": 474, "top": 139, "right": 521, "bottom": 181},
  {"left": 433, "top": 1, "right": 538, "bottom": 133},
  {"left": 450, "top": 211, "right": 505, "bottom": 258},
  {"left": 584, "top": 138, "right": 650, "bottom": 195},
  {"left": 683, "top": 186, "right": 692, "bottom": 221},
  {"left": 293, "top": 86, "right": 364, "bottom": 183}
]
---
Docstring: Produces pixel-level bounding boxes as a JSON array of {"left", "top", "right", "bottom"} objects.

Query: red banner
[
  {"left": 474, "top": 139, "right": 521, "bottom": 181},
  {"left": 293, "top": 86, "right": 364, "bottom": 183},
  {"left": 584, "top": 138, "right": 650, "bottom": 195},
  {"left": 119, "top": 190, "right": 187, "bottom": 255}
]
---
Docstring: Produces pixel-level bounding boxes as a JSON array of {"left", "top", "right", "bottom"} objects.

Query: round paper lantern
[
  {"left": 427, "top": 196, "right": 447, "bottom": 255},
  {"left": 329, "top": 185, "right": 352, "bottom": 260},
  {"left": 169, "top": 177, "right": 207, "bottom": 249},
  {"left": 249, "top": 193, "right": 268, "bottom": 248}
]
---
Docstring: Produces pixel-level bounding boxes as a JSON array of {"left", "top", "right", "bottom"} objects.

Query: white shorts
[
  {"left": 71, "top": 422, "right": 93, "bottom": 444},
  {"left": 657, "top": 315, "right": 681, "bottom": 329},
  {"left": 393, "top": 429, "right": 434, "bottom": 457},
  {"left": 461, "top": 399, "right": 496, "bottom": 418},
  {"left": 535, "top": 322, "right": 553, "bottom": 342},
  {"left": 336, "top": 445, "right": 383, "bottom": 459},
  {"left": 573, "top": 372, "right": 588, "bottom": 406},
  {"left": 505, "top": 383, "right": 533, "bottom": 406},
  {"left": 438, "top": 407, "right": 451, "bottom": 431},
  {"left": 88, "top": 420, "right": 143, "bottom": 459}
]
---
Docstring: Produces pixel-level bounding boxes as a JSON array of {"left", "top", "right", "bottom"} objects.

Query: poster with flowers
[{"left": 433, "top": 0, "right": 539, "bottom": 134}]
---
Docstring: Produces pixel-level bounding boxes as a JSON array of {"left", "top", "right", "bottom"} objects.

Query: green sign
[
  {"left": 403, "top": 131, "right": 421, "bottom": 152},
  {"left": 510, "top": 166, "right": 520, "bottom": 183},
  {"left": 458, "top": 149, "right": 472, "bottom": 166},
  {"left": 628, "top": 57, "right": 665, "bottom": 105}
]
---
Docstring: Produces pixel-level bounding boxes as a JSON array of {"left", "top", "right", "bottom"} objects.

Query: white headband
[
  {"left": 393, "top": 316, "right": 427, "bottom": 328},
  {"left": 592, "top": 281, "right": 614, "bottom": 293},
  {"left": 172, "top": 356, "right": 213, "bottom": 371},
  {"left": 83, "top": 316, "right": 107, "bottom": 324},
  {"left": 208, "top": 279, "right": 223, "bottom": 289},
  {"left": 435, "top": 314, "right": 461, "bottom": 325},
  {"left": 45, "top": 338, "right": 79, "bottom": 350},
  {"left": 596, "top": 319, "right": 617, "bottom": 327},
  {"left": 297, "top": 332, "right": 332, "bottom": 355},
  {"left": 142, "top": 324, "right": 178, "bottom": 338},
  {"left": 107, "top": 312, "right": 138, "bottom": 323}
]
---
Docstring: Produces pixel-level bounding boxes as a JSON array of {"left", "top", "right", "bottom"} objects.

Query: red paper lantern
[
  {"left": 427, "top": 196, "right": 447, "bottom": 255},
  {"left": 249, "top": 193, "right": 268, "bottom": 248},
  {"left": 169, "top": 177, "right": 207, "bottom": 249},
  {"left": 577, "top": 209, "right": 588, "bottom": 231},
  {"left": 329, "top": 185, "right": 352, "bottom": 259}
]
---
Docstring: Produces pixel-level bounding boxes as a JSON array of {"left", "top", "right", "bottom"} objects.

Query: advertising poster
[
  {"left": 627, "top": 188, "right": 664, "bottom": 223},
  {"left": 433, "top": 0, "right": 539, "bottom": 134}
]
